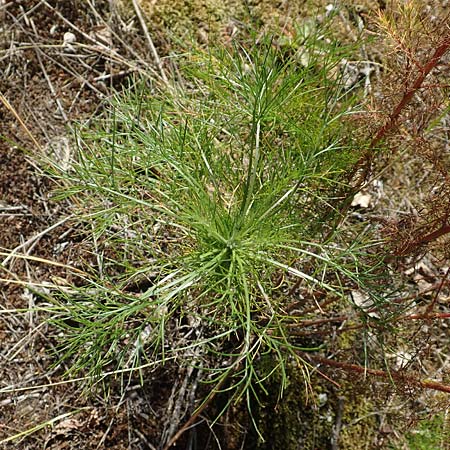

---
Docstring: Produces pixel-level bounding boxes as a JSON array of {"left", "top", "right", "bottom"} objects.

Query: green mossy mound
[
  {"left": 244, "top": 360, "right": 377, "bottom": 450},
  {"left": 121, "top": 0, "right": 319, "bottom": 43}
]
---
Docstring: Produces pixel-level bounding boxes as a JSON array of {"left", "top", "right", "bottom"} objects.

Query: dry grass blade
[
  {"left": 0, "top": 355, "right": 178, "bottom": 395},
  {"left": 131, "top": 0, "right": 168, "bottom": 84},
  {"left": 1, "top": 215, "right": 73, "bottom": 267},
  {"left": 0, "top": 410, "right": 86, "bottom": 445},
  {"left": 0, "top": 91, "right": 43, "bottom": 152}
]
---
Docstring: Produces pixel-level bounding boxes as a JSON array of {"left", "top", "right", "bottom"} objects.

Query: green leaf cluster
[{"left": 50, "top": 28, "right": 380, "bottom": 412}]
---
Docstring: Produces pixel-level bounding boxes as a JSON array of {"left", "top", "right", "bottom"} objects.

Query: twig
[
  {"left": 0, "top": 91, "right": 43, "bottom": 152},
  {"left": 161, "top": 339, "right": 254, "bottom": 450},
  {"left": 370, "top": 33, "right": 450, "bottom": 147},
  {"left": 93, "top": 69, "right": 135, "bottom": 82},
  {"left": 286, "top": 316, "right": 349, "bottom": 328},
  {"left": 1, "top": 215, "right": 72, "bottom": 268},
  {"left": 303, "top": 353, "right": 450, "bottom": 394},
  {"left": 161, "top": 376, "right": 226, "bottom": 450},
  {"left": 395, "top": 223, "right": 450, "bottom": 256},
  {"left": 160, "top": 347, "right": 202, "bottom": 446},
  {"left": 402, "top": 312, "right": 450, "bottom": 321},
  {"left": 131, "top": 0, "right": 168, "bottom": 85},
  {"left": 331, "top": 396, "right": 344, "bottom": 450}
]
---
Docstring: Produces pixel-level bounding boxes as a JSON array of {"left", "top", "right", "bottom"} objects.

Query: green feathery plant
[{"left": 47, "top": 27, "right": 385, "bottom": 416}]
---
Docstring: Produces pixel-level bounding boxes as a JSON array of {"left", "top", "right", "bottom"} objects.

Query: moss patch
[
  {"left": 119, "top": 0, "right": 327, "bottom": 44},
  {"left": 241, "top": 357, "right": 379, "bottom": 450}
]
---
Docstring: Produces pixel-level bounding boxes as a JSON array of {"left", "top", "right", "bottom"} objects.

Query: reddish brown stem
[
  {"left": 396, "top": 223, "right": 450, "bottom": 256},
  {"left": 425, "top": 267, "right": 450, "bottom": 315},
  {"left": 371, "top": 34, "right": 450, "bottom": 147},
  {"left": 301, "top": 296, "right": 339, "bottom": 315},
  {"left": 403, "top": 312, "right": 450, "bottom": 321},
  {"left": 291, "top": 311, "right": 450, "bottom": 337},
  {"left": 417, "top": 224, "right": 450, "bottom": 244},
  {"left": 162, "top": 378, "right": 225, "bottom": 450},
  {"left": 287, "top": 285, "right": 450, "bottom": 337},
  {"left": 304, "top": 354, "right": 450, "bottom": 394},
  {"left": 349, "top": 34, "right": 450, "bottom": 193}
]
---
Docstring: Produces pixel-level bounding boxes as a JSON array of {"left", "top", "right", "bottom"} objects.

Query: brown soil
[
  {"left": 0, "top": 2, "right": 180, "bottom": 449},
  {"left": 0, "top": 2, "right": 244, "bottom": 448}
]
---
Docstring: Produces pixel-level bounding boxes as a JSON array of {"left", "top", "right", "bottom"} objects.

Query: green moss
[
  {"left": 339, "top": 394, "right": 377, "bottom": 449},
  {"left": 246, "top": 359, "right": 332, "bottom": 450},
  {"left": 139, "top": 0, "right": 244, "bottom": 41},
  {"left": 390, "top": 413, "right": 450, "bottom": 450},
  {"left": 243, "top": 357, "right": 379, "bottom": 450},
  {"left": 120, "top": 0, "right": 324, "bottom": 44}
]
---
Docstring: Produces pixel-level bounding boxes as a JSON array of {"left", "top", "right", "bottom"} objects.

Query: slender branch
[
  {"left": 286, "top": 279, "right": 450, "bottom": 330},
  {"left": 331, "top": 397, "right": 344, "bottom": 450},
  {"left": 287, "top": 316, "right": 349, "bottom": 327},
  {"left": 303, "top": 353, "right": 450, "bottom": 394},
  {"left": 371, "top": 34, "right": 450, "bottom": 147},
  {"left": 162, "top": 375, "right": 227, "bottom": 450},
  {"left": 403, "top": 312, "right": 450, "bottom": 321},
  {"left": 350, "top": 33, "right": 450, "bottom": 192},
  {"left": 131, "top": 0, "right": 168, "bottom": 85},
  {"left": 395, "top": 223, "right": 450, "bottom": 256},
  {"left": 289, "top": 313, "right": 450, "bottom": 337}
]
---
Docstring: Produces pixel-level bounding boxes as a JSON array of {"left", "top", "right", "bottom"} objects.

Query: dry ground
[{"left": 0, "top": 2, "right": 184, "bottom": 448}]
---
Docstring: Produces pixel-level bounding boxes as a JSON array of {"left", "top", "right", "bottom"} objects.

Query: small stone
[{"left": 63, "top": 31, "right": 76, "bottom": 45}]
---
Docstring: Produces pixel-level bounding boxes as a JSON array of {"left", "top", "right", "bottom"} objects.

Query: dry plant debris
[{"left": 0, "top": 1, "right": 449, "bottom": 449}]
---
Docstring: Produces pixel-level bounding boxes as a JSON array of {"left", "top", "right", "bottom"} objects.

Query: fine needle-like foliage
[{"left": 47, "top": 27, "right": 385, "bottom": 421}]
